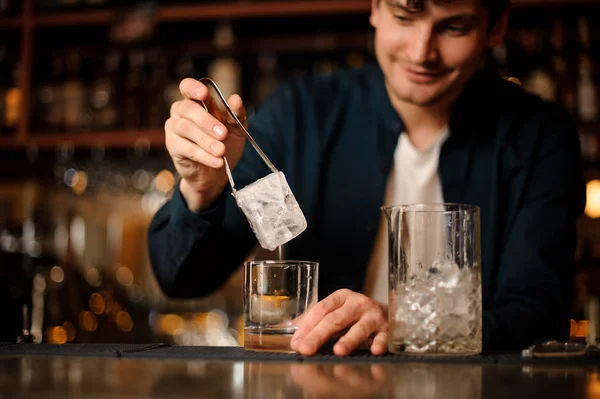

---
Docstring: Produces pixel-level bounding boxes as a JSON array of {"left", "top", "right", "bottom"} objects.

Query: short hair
[{"left": 377, "top": 0, "right": 510, "bottom": 28}]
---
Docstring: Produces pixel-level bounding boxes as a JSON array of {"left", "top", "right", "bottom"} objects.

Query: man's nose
[{"left": 408, "top": 26, "right": 438, "bottom": 65}]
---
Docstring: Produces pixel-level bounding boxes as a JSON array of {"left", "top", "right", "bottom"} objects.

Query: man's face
[{"left": 370, "top": 0, "right": 506, "bottom": 108}]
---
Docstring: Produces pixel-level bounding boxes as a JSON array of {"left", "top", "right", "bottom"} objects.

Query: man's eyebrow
[
  {"left": 440, "top": 14, "right": 481, "bottom": 24},
  {"left": 385, "top": 0, "right": 422, "bottom": 14},
  {"left": 385, "top": 1, "right": 481, "bottom": 22}
]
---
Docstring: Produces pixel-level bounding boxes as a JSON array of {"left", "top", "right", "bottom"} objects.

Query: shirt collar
[{"left": 366, "top": 62, "right": 405, "bottom": 134}]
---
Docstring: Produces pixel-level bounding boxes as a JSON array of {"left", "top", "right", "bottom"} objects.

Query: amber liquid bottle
[{"left": 3, "top": 62, "right": 21, "bottom": 134}]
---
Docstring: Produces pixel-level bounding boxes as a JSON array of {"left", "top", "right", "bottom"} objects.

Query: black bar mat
[
  {"left": 0, "top": 344, "right": 494, "bottom": 363},
  {"left": 126, "top": 345, "right": 303, "bottom": 362},
  {"left": 0, "top": 343, "right": 169, "bottom": 358},
  {"left": 0, "top": 344, "right": 598, "bottom": 365},
  {"left": 303, "top": 352, "right": 600, "bottom": 365},
  {"left": 126, "top": 346, "right": 599, "bottom": 365},
  {"left": 306, "top": 349, "right": 497, "bottom": 364},
  {"left": 493, "top": 353, "right": 600, "bottom": 365},
  {"left": 0, "top": 343, "right": 491, "bottom": 362}
]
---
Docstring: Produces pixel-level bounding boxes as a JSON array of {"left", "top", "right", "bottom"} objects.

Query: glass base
[
  {"left": 388, "top": 342, "right": 482, "bottom": 356},
  {"left": 244, "top": 331, "right": 295, "bottom": 353}
]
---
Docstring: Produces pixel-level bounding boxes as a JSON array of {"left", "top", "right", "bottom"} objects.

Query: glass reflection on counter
[
  {"left": 2, "top": 356, "right": 598, "bottom": 399},
  {"left": 289, "top": 363, "right": 389, "bottom": 399}
]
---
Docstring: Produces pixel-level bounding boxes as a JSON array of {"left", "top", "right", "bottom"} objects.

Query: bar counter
[{"left": 0, "top": 343, "right": 599, "bottom": 398}]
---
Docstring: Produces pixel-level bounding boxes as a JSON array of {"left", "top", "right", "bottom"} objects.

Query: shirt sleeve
[{"left": 482, "top": 104, "right": 586, "bottom": 351}]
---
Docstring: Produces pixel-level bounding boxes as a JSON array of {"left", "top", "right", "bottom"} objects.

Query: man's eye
[
  {"left": 394, "top": 15, "right": 412, "bottom": 23},
  {"left": 443, "top": 25, "right": 469, "bottom": 34}
]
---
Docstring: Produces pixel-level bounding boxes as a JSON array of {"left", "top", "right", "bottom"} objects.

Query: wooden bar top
[{"left": 0, "top": 344, "right": 598, "bottom": 398}]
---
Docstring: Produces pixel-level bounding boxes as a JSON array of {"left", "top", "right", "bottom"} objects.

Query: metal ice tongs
[{"left": 195, "top": 77, "right": 277, "bottom": 197}]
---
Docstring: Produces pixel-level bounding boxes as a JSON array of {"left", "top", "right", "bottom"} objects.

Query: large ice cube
[
  {"left": 235, "top": 171, "right": 307, "bottom": 251},
  {"left": 248, "top": 294, "right": 298, "bottom": 325}
]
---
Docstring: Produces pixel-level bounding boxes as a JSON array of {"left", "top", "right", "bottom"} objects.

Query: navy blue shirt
[{"left": 148, "top": 63, "right": 586, "bottom": 351}]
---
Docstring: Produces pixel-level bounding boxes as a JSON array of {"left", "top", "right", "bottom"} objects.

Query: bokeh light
[
  {"left": 116, "top": 311, "right": 134, "bottom": 332},
  {"left": 585, "top": 179, "right": 600, "bottom": 218},
  {"left": 588, "top": 371, "right": 600, "bottom": 397},
  {"left": 44, "top": 326, "right": 68, "bottom": 344},
  {"left": 154, "top": 169, "right": 175, "bottom": 193},
  {"left": 49, "top": 266, "right": 64, "bottom": 284},
  {"left": 116, "top": 266, "right": 134, "bottom": 287},
  {"left": 79, "top": 311, "right": 98, "bottom": 332},
  {"left": 72, "top": 171, "right": 88, "bottom": 195},
  {"left": 62, "top": 321, "right": 76, "bottom": 342},
  {"left": 85, "top": 268, "right": 102, "bottom": 287},
  {"left": 64, "top": 168, "right": 78, "bottom": 187},
  {"left": 89, "top": 293, "right": 106, "bottom": 315},
  {"left": 158, "top": 314, "right": 185, "bottom": 336}
]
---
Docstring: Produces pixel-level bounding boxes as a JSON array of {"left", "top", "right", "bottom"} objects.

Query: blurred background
[{"left": 0, "top": 0, "right": 599, "bottom": 347}]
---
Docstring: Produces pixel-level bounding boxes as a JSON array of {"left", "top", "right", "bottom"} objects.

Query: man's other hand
[{"left": 290, "top": 289, "right": 388, "bottom": 356}]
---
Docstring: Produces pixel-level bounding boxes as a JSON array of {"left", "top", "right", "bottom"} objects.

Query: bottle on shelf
[
  {"left": 207, "top": 20, "right": 242, "bottom": 111},
  {"left": 0, "top": 90, "right": 4, "bottom": 135},
  {"left": 56, "top": 0, "right": 80, "bottom": 9},
  {"left": 63, "top": 49, "right": 87, "bottom": 132},
  {"left": 45, "top": 53, "right": 67, "bottom": 132},
  {"left": 550, "top": 18, "right": 576, "bottom": 116},
  {"left": 523, "top": 67, "right": 556, "bottom": 102},
  {"left": 313, "top": 56, "right": 339, "bottom": 77},
  {"left": 490, "top": 42, "right": 509, "bottom": 79},
  {"left": 252, "top": 51, "right": 280, "bottom": 108},
  {"left": 34, "top": 54, "right": 57, "bottom": 132},
  {"left": 145, "top": 49, "right": 168, "bottom": 129},
  {"left": 345, "top": 50, "right": 367, "bottom": 70},
  {"left": 4, "top": 62, "right": 21, "bottom": 133},
  {"left": 123, "top": 49, "right": 146, "bottom": 129},
  {"left": 575, "top": 13, "right": 598, "bottom": 125},
  {"left": 163, "top": 51, "right": 194, "bottom": 122},
  {"left": 90, "top": 51, "right": 122, "bottom": 130},
  {"left": 518, "top": 24, "right": 556, "bottom": 103},
  {"left": 577, "top": 54, "right": 598, "bottom": 124},
  {"left": 0, "top": 0, "right": 11, "bottom": 17},
  {"left": 578, "top": 16, "right": 591, "bottom": 55},
  {"left": 0, "top": 44, "right": 7, "bottom": 135}
]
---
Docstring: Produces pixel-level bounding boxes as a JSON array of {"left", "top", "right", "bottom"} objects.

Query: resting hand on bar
[{"left": 290, "top": 289, "right": 388, "bottom": 356}]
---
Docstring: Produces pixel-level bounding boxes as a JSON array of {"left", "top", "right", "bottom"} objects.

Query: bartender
[{"left": 148, "top": 0, "right": 586, "bottom": 356}]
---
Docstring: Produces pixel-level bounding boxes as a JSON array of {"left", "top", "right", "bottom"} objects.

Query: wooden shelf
[
  {"left": 18, "top": 0, "right": 600, "bottom": 29},
  {"left": 244, "top": 31, "right": 371, "bottom": 53},
  {"left": 30, "top": 1, "right": 370, "bottom": 28},
  {"left": 0, "top": 130, "right": 165, "bottom": 149},
  {"left": 34, "top": 9, "right": 116, "bottom": 27},
  {"left": 157, "top": 1, "right": 370, "bottom": 22},
  {"left": 182, "top": 31, "right": 370, "bottom": 55}
]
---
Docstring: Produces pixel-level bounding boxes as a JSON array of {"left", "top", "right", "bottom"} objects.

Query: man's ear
[
  {"left": 487, "top": 7, "right": 510, "bottom": 48},
  {"left": 370, "top": 0, "right": 381, "bottom": 29}
]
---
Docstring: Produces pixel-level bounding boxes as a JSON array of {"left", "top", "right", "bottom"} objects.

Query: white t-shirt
[{"left": 363, "top": 128, "right": 449, "bottom": 304}]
